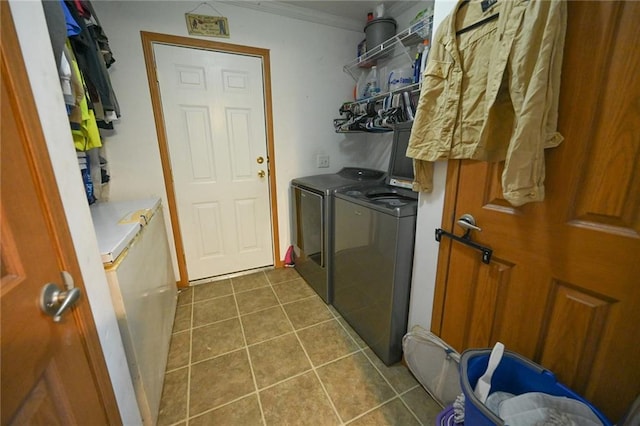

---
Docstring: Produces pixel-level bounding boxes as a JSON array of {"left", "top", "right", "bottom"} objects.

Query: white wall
[
  {"left": 92, "top": 1, "right": 377, "bottom": 277},
  {"left": 405, "top": 1, "right": 455, "bottom": 332},
  {"left": 8, "top": 1, "right": 142, "bottom": 424}
]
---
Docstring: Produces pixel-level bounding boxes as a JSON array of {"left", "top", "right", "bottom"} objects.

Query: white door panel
[{"left": 154, "top": 43, "right": 273, "bottom": 280}]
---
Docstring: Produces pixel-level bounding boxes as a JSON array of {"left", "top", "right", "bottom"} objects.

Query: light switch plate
[{"left": 317, "top": 154, "right": 330, "bottom": 168}]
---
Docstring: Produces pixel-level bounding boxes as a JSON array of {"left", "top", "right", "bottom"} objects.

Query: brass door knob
[
  {"left": 257, "top": 156, "right": 264, "bottom": 164},
  {"left": 258, "top": 170, "right": 266, "bottom": 178}
]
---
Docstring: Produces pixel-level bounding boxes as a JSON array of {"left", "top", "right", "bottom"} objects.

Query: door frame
[
  {"left": 431, "top": 159, "right": 462, "bottom": 334},
  {"left": 1, "top": 3, "right": 121, "bottom": 422},
  {"left": 141, "top": 32, "right": 281, "bottom": 287}
]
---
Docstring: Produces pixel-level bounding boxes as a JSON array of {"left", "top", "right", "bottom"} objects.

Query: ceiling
[{"left": 225, "top": 1, "right": 423, "bottom": 32}]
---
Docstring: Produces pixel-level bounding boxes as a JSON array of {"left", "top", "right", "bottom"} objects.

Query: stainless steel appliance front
[
  {"left": 333, "top": 189, "right": 417, "bottom": 365},
  {"left": 291, "top": 168, "right": 385, "bottom": 303},
  {"left": 292, "top": 186, "right": 326, "bottom": 299}
]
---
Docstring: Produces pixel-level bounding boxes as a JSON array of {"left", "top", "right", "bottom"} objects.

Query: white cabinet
[{"left": 92, "top": 199, "right": 177, "bottom": 425}]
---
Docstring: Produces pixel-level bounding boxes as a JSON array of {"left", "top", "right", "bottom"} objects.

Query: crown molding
[{"left": 225, "top": 1, "right": 364, "bottom": 32}]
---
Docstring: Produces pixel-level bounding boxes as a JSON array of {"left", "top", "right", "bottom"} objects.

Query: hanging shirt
[
  {"left": 65, "top": 0, "right": 119, "bottom": 116},
  {"left": 67, "top": 41, "right": 102, "bottom": 151},
  {"left": 407, "top": 0, "right": 567, "bottom": 206}
]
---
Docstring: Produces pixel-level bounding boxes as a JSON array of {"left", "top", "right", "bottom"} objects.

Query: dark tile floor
[{"left": 158, "top": 269, "right": 442, "bottom": 425}]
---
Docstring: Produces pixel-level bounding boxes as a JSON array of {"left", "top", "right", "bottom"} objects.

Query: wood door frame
[
  {"left": 1, "top": 3, "right": 121, "bottom": 423},
  {"left": 141, "top": 32, "right": 282, "bottom": 288}
]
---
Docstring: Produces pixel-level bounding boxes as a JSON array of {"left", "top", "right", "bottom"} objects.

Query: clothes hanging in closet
[
  {"left": 407, "top": 0, "right": 567, "bottom": 206},
  {"left": 65, "top": 0, "right": 120, "bottom": 128}
]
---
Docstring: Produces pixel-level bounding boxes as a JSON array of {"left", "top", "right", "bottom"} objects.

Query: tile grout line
[
  {"left": 183, "top": 273, "right": 276, "bottom": 424},
  {"left": 176, "top": 271, "right": 434, "bottom": 425},
  {"left": 327, "top": 297, "right": 427, "bottom": 425},
  {"left": 233, "top": 274, "right": 268, "bottom": 426},
  {"left": 398, "top": 384, "right": 430, "bottom": 426},
  {"left": 270, "top": 281, "right": 347, "bottom": 426},
  {"left": 358, "top": 342, "right": 427, "bottom": 425},
  {"left": 186, "top": 289, "right": 194, "bottom": 425},
  {"left": 342, "top": 394, "right": 403, "bottom": 425},
  {"left": 179, "top": 320, "right": 362, "bottom": 384},
  {"left": 253, "top": 346, "right": 366, "bottom": 394},
  {"left": 187, "top": 390, "right": 263, "bottom": 422},
  {"left": 179, "top": 286, "right": 326, "bottom": 372}
]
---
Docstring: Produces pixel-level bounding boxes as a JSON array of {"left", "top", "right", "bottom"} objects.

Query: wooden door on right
[{"left": 432, "top": 1, "right": 640, "bottom": 421}]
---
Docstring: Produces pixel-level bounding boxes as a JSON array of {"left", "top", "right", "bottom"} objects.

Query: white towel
[{"left": 498, "top": 392, "right": 603, "bottom": 426}]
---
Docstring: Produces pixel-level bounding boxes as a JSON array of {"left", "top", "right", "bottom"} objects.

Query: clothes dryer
[{"left": 291, "top": 168, "right": 385, "bottom": 303}]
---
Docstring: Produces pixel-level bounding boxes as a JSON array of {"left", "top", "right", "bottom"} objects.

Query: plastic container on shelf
[
  {"left": 364, "top": 17, "right": 397, "bottom": 56},
  {"left": 460, "top": 349, "right": 612, "bottom": 426},
  {"left": 413, "top": 43, "right": 424, "bottom": 84},
  {"left": 387, "top": 67, "right": 413, "bottom": 92},
  {"left": 355, "top": 66, "right": 380, "bottom": 100},
  {"left": 366, "top": 66, "right": 380, "bottom": 98}
]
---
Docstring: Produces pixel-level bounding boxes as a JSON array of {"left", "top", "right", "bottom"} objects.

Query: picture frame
[{"left": 185, "top": 13, "right": 230, "bottom": 38}]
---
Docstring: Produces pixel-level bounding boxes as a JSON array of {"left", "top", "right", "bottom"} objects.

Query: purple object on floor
[{"left": 436, "top": 405, "right": 461, "bottom": 426}]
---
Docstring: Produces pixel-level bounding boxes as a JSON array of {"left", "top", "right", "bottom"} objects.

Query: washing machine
[
  {"left": 291, "top": 167, "right": 385, "bottom": 303},
  {"left": 333, "top": 121, "right": 418, "bottom": 365}
]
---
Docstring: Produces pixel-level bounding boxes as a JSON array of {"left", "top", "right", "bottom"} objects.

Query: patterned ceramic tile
[
  {"left": 317, "top": 352, "right": 395, "bottom": 422},
  {"left": 192, "top": 295, "right": 237, "bottom": 327},
  {"left": 265, "top": 267, "right": 300, "bottom": 284},
  {"left": 193, "top": 279, "right": 233, "bottom": 302},
  {"left": 232, "top": 272, "right": 269, "bottom": 293},
  {"left": 172, "top": 303, "right": 192, "bottom": 333},
  {"left": 241, "top": 306, "right": 293, "bottom": 345},
  {"left": 297, "top": 319, "right": 359, "bottom": 366},
  {"left": 282, "top": 296, "right": 333, "bottom": 329},
  {"left": 189, "top": 394, "right": 263, "bottom": 426},
  {"left": 348, "top": 397, "right": 420, "bottom": 425},
  {"left": 177, "top": 287, "right": 193, "bottom": 306},
  {"left": 400, "top": 386, "right": 443, "bottom": 425},
  {"left": 192, "top": 318, "right": 244, "bottom": 362},
  {"left": 272, "top": 278, "right": 316, "bottom": 304},
  {"left": 235, "top": 287, "right": 279, "bottom": 315},
  {"left": 189, "top": 349, "right": 255, "bottom": 416},
  {"left": 260, "top": 372, "right": 339, "bottom": 425},
  {"left": 363, "top": 348, "right": 419, "bottom": 394},
  {"left": 337, "top": 317, "right": 368, "bottom": 348},
  {"left": 157, "top": 367, "right": 189, "bottom": 426},
  {"left": 248, "top": 333, "right": 311, "bottom": 389},
  {"left": 161, "top": 268, "right": 431, "bottom": 426},
  {"left": 166, "top": 330, "right": 190, "bottom": 371}
]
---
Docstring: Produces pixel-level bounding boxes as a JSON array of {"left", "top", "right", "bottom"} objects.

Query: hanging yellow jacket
[
  {"left": 67, "top": 40, "right": 102, "bottom": 151},
  {"left": 407, "top": 0, "right": 567, "bottom": 206}
]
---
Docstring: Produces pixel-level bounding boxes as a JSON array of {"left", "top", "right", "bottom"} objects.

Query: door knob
[
  {"left": 258, "top": 170, "right": 266, "bottom": 178},
  {"left": 457, "top": 214, "right": 481, "bottom": 233},
  {"left": 257, "top": 156, "right": 264, "bottom": 164},
  {"left": 40, "top": 283, "right": 81, "bottom": 322}
]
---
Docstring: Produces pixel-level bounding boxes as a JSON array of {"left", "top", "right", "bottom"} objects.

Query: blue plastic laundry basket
[{"left": 460, "top": 349, "right": 612, "bottom": 426}]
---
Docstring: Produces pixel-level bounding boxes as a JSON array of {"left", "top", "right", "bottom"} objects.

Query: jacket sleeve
[
  {"left": 407, "top": 16, "right": 452, "bottom": 193},
  {"left": 502, "top": 0, "right": 567, "bottom": 206}
]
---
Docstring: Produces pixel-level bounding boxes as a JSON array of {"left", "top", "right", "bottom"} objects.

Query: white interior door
[{"left": 154, "top": 43, "right": 273, "bottom": 281}]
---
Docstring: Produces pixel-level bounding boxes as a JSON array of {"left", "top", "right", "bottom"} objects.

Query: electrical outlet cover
[{"left": 317, "top": 155, "right": 330, "bottom": 168}]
